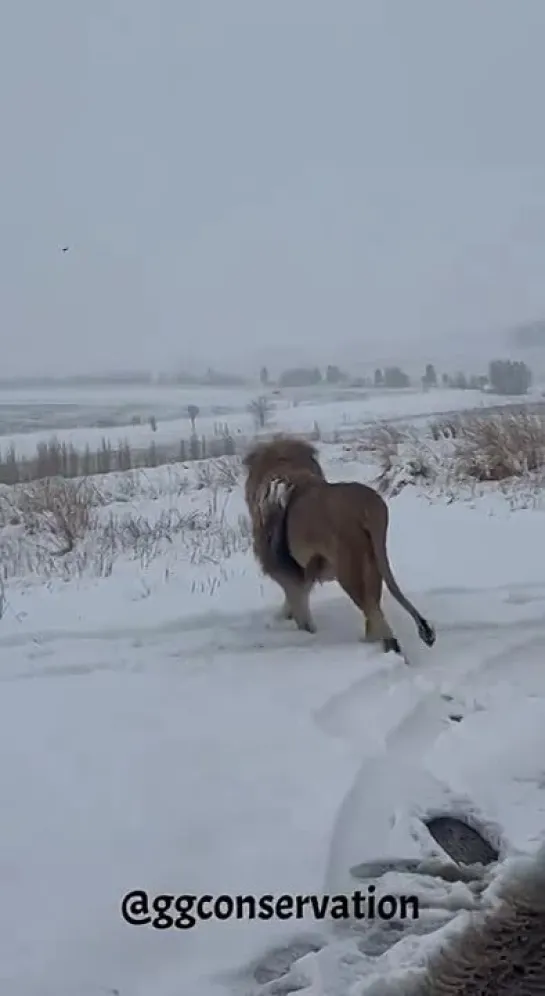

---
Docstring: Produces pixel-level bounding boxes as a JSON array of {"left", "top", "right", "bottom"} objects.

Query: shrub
[{"left": 13, "top": 477, "right": 102, "bottom": 554}]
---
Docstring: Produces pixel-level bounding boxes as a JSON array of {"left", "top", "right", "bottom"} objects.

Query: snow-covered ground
[
  {"left": 1, "top": 436, "right": 545, "bottom": 995},
  {"left": 1, "top": 383, "right": 541, "bottom": 459}
]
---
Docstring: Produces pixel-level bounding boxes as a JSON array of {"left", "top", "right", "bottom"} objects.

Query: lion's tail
[{"left": 366, "top": 497, "right": 436, "bottom": 648}]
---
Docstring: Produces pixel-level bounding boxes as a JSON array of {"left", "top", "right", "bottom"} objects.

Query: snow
[
  {"left": 0, "top": 383, "right": 537, "bottom": 458},
  {"left": 1, "top": 428, "right": 545, "bottom": 995}
]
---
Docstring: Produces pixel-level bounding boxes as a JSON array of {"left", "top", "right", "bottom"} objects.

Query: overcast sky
[{"left": 2, "top": 0, "right": 545, "bottom": 377}]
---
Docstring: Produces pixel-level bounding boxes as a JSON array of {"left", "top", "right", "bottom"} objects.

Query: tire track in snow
[
  {"left": 248, "top": 605, "right": 545, "bottom": 996},
  {"left": 216, "top": 586, "right": 545, "bottom": 996},
  {"left": 2, "top": 577, "right": 545, "bottom": 651},
  {"left": 4, "top": 582, "right": 545, "bottom": 692},
  {"left": 316, "top": 597, "right": 545, "bottom": 912},
  {"left": 314, "top": 586, "right": 545, "bottom": 762}
]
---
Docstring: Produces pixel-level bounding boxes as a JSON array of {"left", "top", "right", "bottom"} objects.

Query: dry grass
[
  {"left": 96, "top": 501, "right": 250, "bottom": 573},
  {"left": 0, "top": 461, "right": 251, "bottom": 584},
  {"left": 1, "top": 478, "right": 104, "bottom": 555},
  {"left": 3, "top": 408, "right": 544, "bottom": 586},
  {"left": 452, "top": 411, "right": 545, "bottom": 482},
  {"left": 361, "top": 409, "right": 545, "bottom": 497},
  {"left": 358, "top": 422, "right": 443, "bottom": 496},
  {"left": 364, "top": 422, "right": 409, "bottom": 452},
  {"left": 98, "top": 466, "right": 190, "bottom": 504},
  {"left": 429, "top": 415, "right": 462, "bottom": 440},
  {"left": 194, "top": 456, "right": 242, "bottom": 491}
]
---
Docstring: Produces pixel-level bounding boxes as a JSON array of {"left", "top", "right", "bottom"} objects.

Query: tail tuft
[{"left": 417, "top": 617, "right": 436, "bottom": 647}]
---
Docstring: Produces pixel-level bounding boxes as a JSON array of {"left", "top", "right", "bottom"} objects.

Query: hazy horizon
[{"left": 2, "top": 0, "right": 545, "bottom": 379}]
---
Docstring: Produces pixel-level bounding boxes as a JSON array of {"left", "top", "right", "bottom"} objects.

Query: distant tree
[
  {"left": 383, "top": 366, "right": 410, "bottom": 388},
  {"left": 81, "top": 444, "right": 92, "bottom": 478},
  {"left": 423, "top": 363, "right": 437, "bottom": 388},
  {"left": 189, "top": 433, "right": 201, "bottom": 459},
  {"left": 374, "top": 368, "right": 384, "bottom": 387},
  {"left": 259, "top": 366, "right": 269, "bottom": 385},
  {"left": 248, "top": 396, "right": 272, "bottom": 430},
  {"left": 488, "top": 359, "right": 531, "bottom": 396},
  {"left": 187, "top": 404, "right": 200, "bottom": 433},
  {"left": 452, "top": 371, "right": 468, "bottom": 389},
  {"left": 325, "top": 364, "right": 346, "bottom": 384},
  {"left": 442, "top": 372, "right": 450, "bottom": 387}
]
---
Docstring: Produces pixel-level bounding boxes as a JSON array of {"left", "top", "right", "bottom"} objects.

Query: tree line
[{"left": 258, "top": 359, "right": 532, "bottom": 396}]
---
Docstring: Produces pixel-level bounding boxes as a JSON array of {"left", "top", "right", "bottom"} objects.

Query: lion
[{"left": 243, "top": 435, "right": 436, "bottom": 656}]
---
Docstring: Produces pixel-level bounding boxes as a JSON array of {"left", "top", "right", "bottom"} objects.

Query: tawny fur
[{"left": 243, "top": 434, "right": 436, "bottom": 654}]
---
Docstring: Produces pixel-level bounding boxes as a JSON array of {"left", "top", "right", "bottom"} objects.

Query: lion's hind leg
[
  {"left": 276, "top": 577, "right": 316, "bottom": 634},
  {"left": 338, "top": 548, "right": 401, "bottom": 655},
  {"left": 275, "top": 598, "right": 294, "bottom": 622}
]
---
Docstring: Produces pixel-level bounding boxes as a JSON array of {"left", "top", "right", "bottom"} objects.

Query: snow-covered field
[
  {"left": 1, "top": 406, "right": 545, "bottom": 995},
  {"left": 1, "top": 382, "right": 542, "bottom": 459}
]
